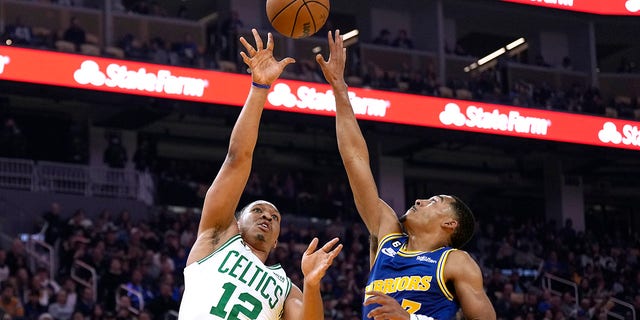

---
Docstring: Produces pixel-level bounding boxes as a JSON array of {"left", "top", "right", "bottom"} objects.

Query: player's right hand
[
  {"left": 301, "top": 237, "right": 343, "bottom": 286},
  {"left": 239, "top": 28, "right": 295, "bottom": 86}
]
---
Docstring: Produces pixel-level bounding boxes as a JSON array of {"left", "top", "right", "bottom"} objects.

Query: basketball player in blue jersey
[
  {"left": 179, "top": 29, "right": 343, "bottom": 320},
  {"left": 316, "top": 30, "right": 496, "bottom": 320}
]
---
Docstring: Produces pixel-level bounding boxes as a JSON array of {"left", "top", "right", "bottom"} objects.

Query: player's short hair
[
  {"left": 236, "top": 200, "right": 279, "bottom": 219},
  {"left": 449, "top": 195, "right": 475, "bottom": 248}
]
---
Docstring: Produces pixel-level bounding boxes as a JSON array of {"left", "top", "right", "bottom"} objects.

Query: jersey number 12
[{"left": 210, "top": 282, "right": 262, "bottom": 320}]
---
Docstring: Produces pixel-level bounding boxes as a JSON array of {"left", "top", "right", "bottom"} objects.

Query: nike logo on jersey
[
  {"left": 416, "top": 256, "right": 438, "bottom": 264},
  {"left": 381, "top": 248, "right": 397, "bottom": 257}
]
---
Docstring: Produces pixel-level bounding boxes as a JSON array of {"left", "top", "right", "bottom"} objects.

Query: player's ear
[
  {"left": 273, "top": 239, "right": 278, "bottom": 249},
  {"left": 441, "top": 218, "right": 458, "bottom": 231}
]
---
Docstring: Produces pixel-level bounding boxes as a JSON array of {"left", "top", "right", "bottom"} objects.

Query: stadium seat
[
  {"left": 105, "top": 46, "right": 125, "bottom": 59},
  {"left": 219, "top": 60, "right": 237, "bottom": 72},
  {"left": 456, "top": 88, "right": 473, "bottom": 100},
  {"left": 55, "top": 40, "right": 76, "bottom": 53},
  {"left": 81, "top": 43, "right": 101, "bottom": 56},
  {"left": 605, "top": 107, "right": 618, "bottom": 118},
  {"left": 439, "top": 86, "right": 454, "bottom": 98},
  {"left": 86, "top": 33, "right": 99, "bottom": 45}
]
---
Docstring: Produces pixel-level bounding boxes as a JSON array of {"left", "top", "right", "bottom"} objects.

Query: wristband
[
  {"left": 252, "top": 81, "right": 271, "bottom": 89},
  {"left": 410, "top": 314, "right": 435, "bottom": 320}
]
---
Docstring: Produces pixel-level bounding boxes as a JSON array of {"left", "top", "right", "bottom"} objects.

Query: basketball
[{"left": 266, "top": 0, "right": 330, "bottom": 39}]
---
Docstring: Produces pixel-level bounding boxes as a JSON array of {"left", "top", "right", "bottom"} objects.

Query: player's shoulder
[
  {"left": 186, "top": 226, "right": 241, "bottom": 266},
  {"left": 443, "top": 249, "right": 482, "bottom": 278}
]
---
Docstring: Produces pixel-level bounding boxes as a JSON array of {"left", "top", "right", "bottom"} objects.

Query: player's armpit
[{"left": 445, "top": 251, "right": 496, "bottom": 320}]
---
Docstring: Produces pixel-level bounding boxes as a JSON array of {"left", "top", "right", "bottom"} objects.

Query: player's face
[
  {"left": 237, "top": 201, "right": 281, "bottom": 249},
  {"left": 400, "top": 195, "right": 455, "bottom": 225}
]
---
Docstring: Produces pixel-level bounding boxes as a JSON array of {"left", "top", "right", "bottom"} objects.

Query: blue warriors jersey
[{"left": 363, "top": 233, "right": 459, "bottom": 320}]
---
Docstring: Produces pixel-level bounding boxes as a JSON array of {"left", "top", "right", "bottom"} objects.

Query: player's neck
[
  {"left": 245, "top": 242, "right": 270, "bottom": 263},
  {"left": 405, "top": 232, "right": 448, "bottom": 252}
]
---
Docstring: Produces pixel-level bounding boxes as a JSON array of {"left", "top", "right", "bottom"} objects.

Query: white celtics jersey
[{"left": 179, "top": 234, "right": 292, "bottom": 320}]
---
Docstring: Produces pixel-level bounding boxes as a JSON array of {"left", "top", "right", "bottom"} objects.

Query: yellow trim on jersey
[
  {"left": 372, "top": 233, "right": 405, "bottom": 262},
  {"left": 436, "top": 248, "right": 456, "bottom": 301}
]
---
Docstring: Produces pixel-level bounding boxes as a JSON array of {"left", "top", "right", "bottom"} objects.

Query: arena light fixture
[{"left": 464, "top": 37, "right": 527, "bottom": 72}]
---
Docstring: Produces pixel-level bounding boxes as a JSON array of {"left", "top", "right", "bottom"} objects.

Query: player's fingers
[
  {"left": 326, "top": 244, "right": 343, "bottom": 264},
  {"left": 327, "top": 30, "right": 334, "bottom": 47},
  {"left": 335, "top": 29, "right": 342, "bottom": 47},
  {"left": 239, "top": 52, "right": 251, "bottom": 65},
  {"left": 252, "top": 28, "right": 264, "bottom": 50},
  {"left": 239, "top": 37, "right": 255, "bottom": 56},
  {"left": 304, "top": 237, "right": 319, "bottom": 255},
  {"left": 266, "top": 32, "right": 274, "bottom": 50},
  {"left": 279, "top": 57, "right": 296, "bottom": 69},
  {"left": 367, "top": 306, "right": 389, "bottom": 320},
  {"left": 321, "top": 237, "right": 340, "bottom": 252},
  {"left": 343, "top": 48, "right": 347, "bottom": 59},
  {"left": 315, "top": 53, "right": 327, "bottom": 66}
]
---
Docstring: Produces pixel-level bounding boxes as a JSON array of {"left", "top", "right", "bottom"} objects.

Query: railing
[
  {"left": 607, "top": 297, "right": 636, "bottom": 320},
  {"left": 0, "top": 157, "right": 35, "bottom": 191},
  {"left": 0, "top": 157, "right": 153, "bottom": 202},
  {"left": 541, "top": 273, "right": 579, "bottom": 313},
  {"left": 71, "top": 260, "right": 98, "bottom": 304},
  {"left": 24, "top": 237, "right": 55, "bottom": 282},
  {"left": 118, "top": 284, "right": 143, "bottom": 315}
]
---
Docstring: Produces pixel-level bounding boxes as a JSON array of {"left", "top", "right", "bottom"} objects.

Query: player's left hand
[
  {"left": 301, "top": 237, "right": 343, "bottom": 286},
  {"left": 364, "top": 291, "right": 410, "bottom": 320}
]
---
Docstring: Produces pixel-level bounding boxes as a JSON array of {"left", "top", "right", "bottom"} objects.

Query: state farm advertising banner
[
  {"left": 502, "top": 0, "right": 640, "bottom": 15},
  {"left": 1, "top": 46, "right": 639, "bottom": 151}
]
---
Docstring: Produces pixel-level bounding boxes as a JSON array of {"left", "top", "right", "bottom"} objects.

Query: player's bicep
[
  {"left": 447, "top": 252, "right": 496, "bottom": 320},
  {"left": 199, "top": 156, "right": 251, "bottom": 235},
  {"left": 282, "top": 284, "right": 303, "bottom": 320}
]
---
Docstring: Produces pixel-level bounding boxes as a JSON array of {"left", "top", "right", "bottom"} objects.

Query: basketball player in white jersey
[{"left": 179, "top": 29, "right": 343, "bottom": 320}]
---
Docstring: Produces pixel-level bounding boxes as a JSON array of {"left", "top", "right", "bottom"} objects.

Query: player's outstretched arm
[
  {"left": 446, "top": 251, "right": 496, "bottom": 320},
  {"left": 283, "top": 238, "right": 343, "bottom": 320},
  {"left": 316, "top": 30, "right": 399, "bottom": 239},
  {"left": 189, "top": 29, "right": 294, "bottom": 264}
]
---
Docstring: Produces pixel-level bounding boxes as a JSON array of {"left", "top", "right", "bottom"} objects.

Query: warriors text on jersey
[
  {"left": 179, "top": 234, "right": 292, "bottom": 320},
  {"left": 363, "top": 233, "right": 459, "bottom": 320}
]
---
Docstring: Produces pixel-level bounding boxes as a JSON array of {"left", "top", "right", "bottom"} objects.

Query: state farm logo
[
  {"left": 598, "top": 122, "right": 640, "bottom": 146},
  {"left": 0, "top": 55, "right": 10, "bottom": 74},
  {"left": 439, "top": 102, "right": 551, "bottom": 135},
  {"left": 626, "top": 0, "right": 640, "bottom": 12},
  {"left": 73, "top": 60, "right": 208, "bottom": 97},
  {"left": 267, "top": 83, "right": 390, "bottom": 117}
]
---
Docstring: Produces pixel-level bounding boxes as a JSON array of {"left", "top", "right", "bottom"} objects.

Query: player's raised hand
[
  {"left": 316, "top": 30, "right": 347, "bottom": 88},
  {"left": 239, "top": 28, "right": 295, "bottom": 86},
  {"left": 301, "top": 237, "right": 343, "bottom": 285},
  {"left": 364, "top": 291, "right": 423, "bottom": 320}
]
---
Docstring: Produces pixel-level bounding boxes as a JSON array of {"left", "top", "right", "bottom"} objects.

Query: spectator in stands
[
  {"left": 146, "top": 282, "right": 178, "bottom": 319},
  {"left": 391, "top": 29, "right": 414, "bottom": 49},
  {"left": 48, "top": 289, "right": 74, "bottom": 320},
  {"left": 174, "top": 33, "right": 200, "bottom": 66},
  {"left": 0, "top": 283, "right": 24, "bottom": 319},
  {"left": 74, "top": 287, "right": 94, "bottom": 317},
  {"left": 42, "top": 202, "right": 64, "bottom": 246},
  {"left": 372, "top": 29, "right": 391, "bottom": 45},
  {"left": 4, "top": 17, "right": 32, "bottom": 45},
  {"left": 0, "top": 117, "right": 27, "bottom": 158},
  {"left": 23, "top": 289, "right": 46, "bottom": 320},
  {"left": 123, "top": 268, "right": 153, "bottom": 309},
  {"left": 5, "top": 239, "right": 27, "bottom": 277},
  {"left": 103, "top": 134, "right": 128, "bottom": 169},
  {"left": 0, "top": 251, "right": 8, "bottom": 285},
  {"left": 220, "top": 10, "right": 244, "bottom": 61},
  {"left": 98, "top": 258, "right": 126, "bottom": 312},
  {"left": 62, "top": 17, "right": 86, "bottom": 51}
]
